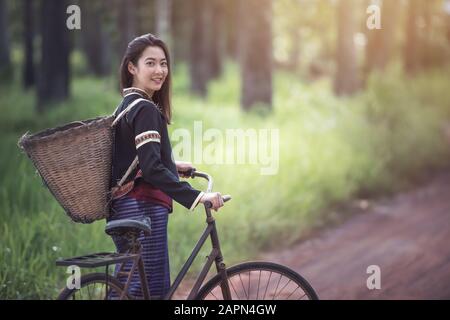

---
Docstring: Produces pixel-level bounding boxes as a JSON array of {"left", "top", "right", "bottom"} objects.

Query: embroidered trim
[
  {"left": 123, "top": 87, "right": 152, "bottom": 100},
  {"left": 123, "top": 92, "right": 141, "bottom": 98},
  {"left": 121, "top": 87, "right": 165, "bottom": 116},
  {"left": 189, "top": 191, "right": 205, "bottom": 211},
  {"left": 135, "top": 130, "right": 161, "bottom": 149}
]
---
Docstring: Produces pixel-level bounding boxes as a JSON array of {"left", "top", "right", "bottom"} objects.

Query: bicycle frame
[
  {"left": 115, "top": 171, "right": 232, "bottom": 300},
  {"left": 165, "top": 204, "right": 231, "bottom": 300}
]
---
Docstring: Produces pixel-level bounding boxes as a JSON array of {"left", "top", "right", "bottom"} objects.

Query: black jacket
[{"left": 111, "top": 93, "right": 204, "bottom": 211}]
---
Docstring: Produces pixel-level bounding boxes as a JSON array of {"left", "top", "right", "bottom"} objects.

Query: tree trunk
[
  {"left": 420, "top": 0, "right": 435, "bottom": 69},
  {"left": 189, "top": 0, "right": 212, "bottom": 97},
  {"left": 155, "top": 0, "right": 172, "bottom": 51},
  {"left": 172, "top": 0, "right": 190, "bottom": 63},
  {"left": 0, "top": 0, "right": 11, "bottom": 80},
  {"left": 209, "top": 0, "right": 224, "bottom": 80},
  {"left": 224, "top": 0, "right": 239, "bottom": 60},
  {"left": 81, "top": 0, "right": 111, "bottom": 76},
  {"left": 404, "top": 0, "right": 421, "bottom": 75},
  {"left": 334, "top": 0, "right": 359, "bottom": 96},
  {"left": 117, "top": 0, "right": 137, "bottom": 57},
  {"left": 37, "top": 0, "right": 71, "bottom": 111},
  {"left": 22, "top": 0, "right": 35, "bottom": 88},
  {"left": 239, "top": 0, "right": 273, "bottom": 111},
  {"left": 365, "top": 0, "right": 399, "bottom": 73}
]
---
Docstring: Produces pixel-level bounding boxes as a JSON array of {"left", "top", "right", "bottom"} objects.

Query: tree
[
  {"left": 37, "top": 0, "right": 71, "bottom": 110},
  {"left": 171, "top": 0, "right": 190, "bottom": 63},
  {"left": 117, "top": 0, "right": 138, "bottom": 57},
  {"left": 155, "top": 0, "right": 172, "bottom": 52},
  {"left": 189, "top": 0, "right": 212, "bottom": 97},
  {"left": 208, "top": 0, "right": 225, "bottom": 79},
  {"left": 187, "top": 0, "right": 226, "bottom": 97},
  {"left": 80, "top": 0, "right": 112, "bottom": 76},
  {"left": 239, "top": 0, "right": 273, "bottom": 111},
  {"left": 0, "top": 0, "right": 12, "bottom": 81},
  {"left": 404, "top": 0, "right": 421, "bottom": 74},
  {"left": 22, "top": 0, "right": 35, "bottom": 88},
  {"left": 447, "top": 0, "right": 450, "bottom": 44},
  {"left": 224, "top": 0, "right": 239, "bottom": 60},
  {"left": 334, "top": 0, "right": 359, "bottom": 96}
]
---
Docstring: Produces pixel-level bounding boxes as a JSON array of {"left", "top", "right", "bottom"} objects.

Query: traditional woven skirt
[{"left": 108, "top": 195, "right": 170, "bottom": 299}]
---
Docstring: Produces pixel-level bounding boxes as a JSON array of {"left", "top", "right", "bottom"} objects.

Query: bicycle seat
[{"left": 105, "top": 217, "right": 152, "bottom": 236}]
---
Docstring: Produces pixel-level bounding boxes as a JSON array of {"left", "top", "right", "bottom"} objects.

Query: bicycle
[{"left": 56, "top": 171, "right": 319, "bottom": 300}]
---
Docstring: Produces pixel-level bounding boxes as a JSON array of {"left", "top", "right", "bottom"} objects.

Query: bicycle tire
[
  {"left": 195, "top": 261, "right": 319, "bottom": 300},
  {"left": 57, "top": 272, "right": 130, "bottom": 300}
]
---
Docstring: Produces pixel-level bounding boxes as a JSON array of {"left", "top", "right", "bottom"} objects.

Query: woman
[{"left": 109, "top": 33, "right": 224, "bottom": 299}]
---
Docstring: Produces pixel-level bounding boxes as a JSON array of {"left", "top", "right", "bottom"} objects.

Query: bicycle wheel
[
  {"left": 195, "top": 261, "right": 319, "bottom": 300},
  {"left": 57, "top": 273, "right": 130, "bottom": 300}
]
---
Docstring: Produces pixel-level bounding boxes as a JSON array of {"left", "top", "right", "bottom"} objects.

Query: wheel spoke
[
  {"left": 263, "top": 271, "right": 272, "bottom": 300},
  {"left": 238, "top": 273, "right": 248, "bottom": 299},
  {"left": 275, "top": 278, "right": 291, "bottom": 299},
  {"left": 87, "top": 283, "right": 92, "bottom": 299},
  {"left": 229, "top": 276, "right": 240, "bottom": 300},
  {"left": 299, "top": 292, "right": 307, "bottom": 300},
  {"left": 257, "top": 270, "right": 261, "bottom": 300},
  {"left": 247, "top": 271, "right": 251, "bottom": 300},
  {"left": 286, "top": 285, "right": 301, "bottom": 300},
  {"left": 272, "top": 273, "right": 283, "bottom": 300},
  {"left": 209, "top": 290, "right": 219, "bottom": 300},
  {"left": 79, "top": 286, "right": 84, "bottom": 299}
]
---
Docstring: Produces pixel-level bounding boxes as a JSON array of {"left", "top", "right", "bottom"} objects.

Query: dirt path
[
  {"left": 258, "top": 170, "right": 450, "bottom": 299},
  {"left": 173, "top": 170, "right": 450, "bottom": 300}
]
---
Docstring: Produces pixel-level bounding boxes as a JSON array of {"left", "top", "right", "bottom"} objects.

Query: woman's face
[{"left": 129, "top": 45, "right": 168, "bottom": 96}]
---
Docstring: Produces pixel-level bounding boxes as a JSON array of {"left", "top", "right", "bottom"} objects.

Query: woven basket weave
[{"left": 18, "top": 116, "right": 115, "bottom": 223}]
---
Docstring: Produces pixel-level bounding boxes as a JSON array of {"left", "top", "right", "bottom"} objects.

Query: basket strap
[
  {"left": 111, "top": 92, "right": 142, "bottom": 116},
  {"left": 112, "top": 98, "right": 150, "bottom": 187},
  {"left": 111, "top": 98, "right": 150, "bottom": 127},
  {"left": 117, "top": 155, "right": 139, "bottom": 187}
]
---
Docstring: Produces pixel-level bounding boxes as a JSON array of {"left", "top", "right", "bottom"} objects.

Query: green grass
[{"left": 1, "top": 61, "right": 450, "bottom": 299}]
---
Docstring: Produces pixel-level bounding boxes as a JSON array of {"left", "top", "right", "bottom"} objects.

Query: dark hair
[{"left": 119, "top": 33, "right": 172, "bottom": 123}]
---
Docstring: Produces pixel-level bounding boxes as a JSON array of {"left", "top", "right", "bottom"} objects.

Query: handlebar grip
[
  {"left": 178, "top": 168, "right": 196, "bottom": 178},
  {"left": 204, "top": 195, "right": 231, "bottom": 209}
]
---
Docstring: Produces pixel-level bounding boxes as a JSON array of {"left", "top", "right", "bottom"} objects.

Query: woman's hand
[
  {"left": 175, "top": 161, "right": 195, "bottom": 178},
  {"left": 199, "top": 192, "right": 224, "bottom": 212}
]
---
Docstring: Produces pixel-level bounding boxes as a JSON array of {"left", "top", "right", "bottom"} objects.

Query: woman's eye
[{"left": 146, "top": 62, "right": 154, "bottom": 66}]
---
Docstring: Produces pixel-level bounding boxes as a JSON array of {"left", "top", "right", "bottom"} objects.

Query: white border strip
[{"left": 189, "top": 191, "right": 205, "bottom": 211}]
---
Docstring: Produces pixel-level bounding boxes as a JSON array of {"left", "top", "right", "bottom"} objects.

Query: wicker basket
[
  {"left": 17, "top": 98, "right": 148, "bottom": 224},
  {"left": 18, "top": 116, "right": 116, "bottom": 223}
]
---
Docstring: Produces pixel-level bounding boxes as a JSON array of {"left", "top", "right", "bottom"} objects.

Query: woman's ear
[{"left": 128, "top": 61, "right": 136, "bottom": 75}]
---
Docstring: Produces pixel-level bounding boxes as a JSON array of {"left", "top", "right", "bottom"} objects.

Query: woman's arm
[{"left": 130, "top": 102, "right": 204, "bottom": 210}]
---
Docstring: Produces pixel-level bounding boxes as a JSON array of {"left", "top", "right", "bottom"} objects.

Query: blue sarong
[{"left": 109, "top": 195, "right": 171, "bottom": 299}]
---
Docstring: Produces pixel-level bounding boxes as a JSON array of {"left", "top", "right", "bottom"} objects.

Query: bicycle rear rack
[{"left": 56, "top": 252, "right": 138, "bottom": 268}]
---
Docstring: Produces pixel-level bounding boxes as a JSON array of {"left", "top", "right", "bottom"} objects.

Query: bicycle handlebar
[{"left": 180, "top": 168, "right": 231, "bottom": 209}]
